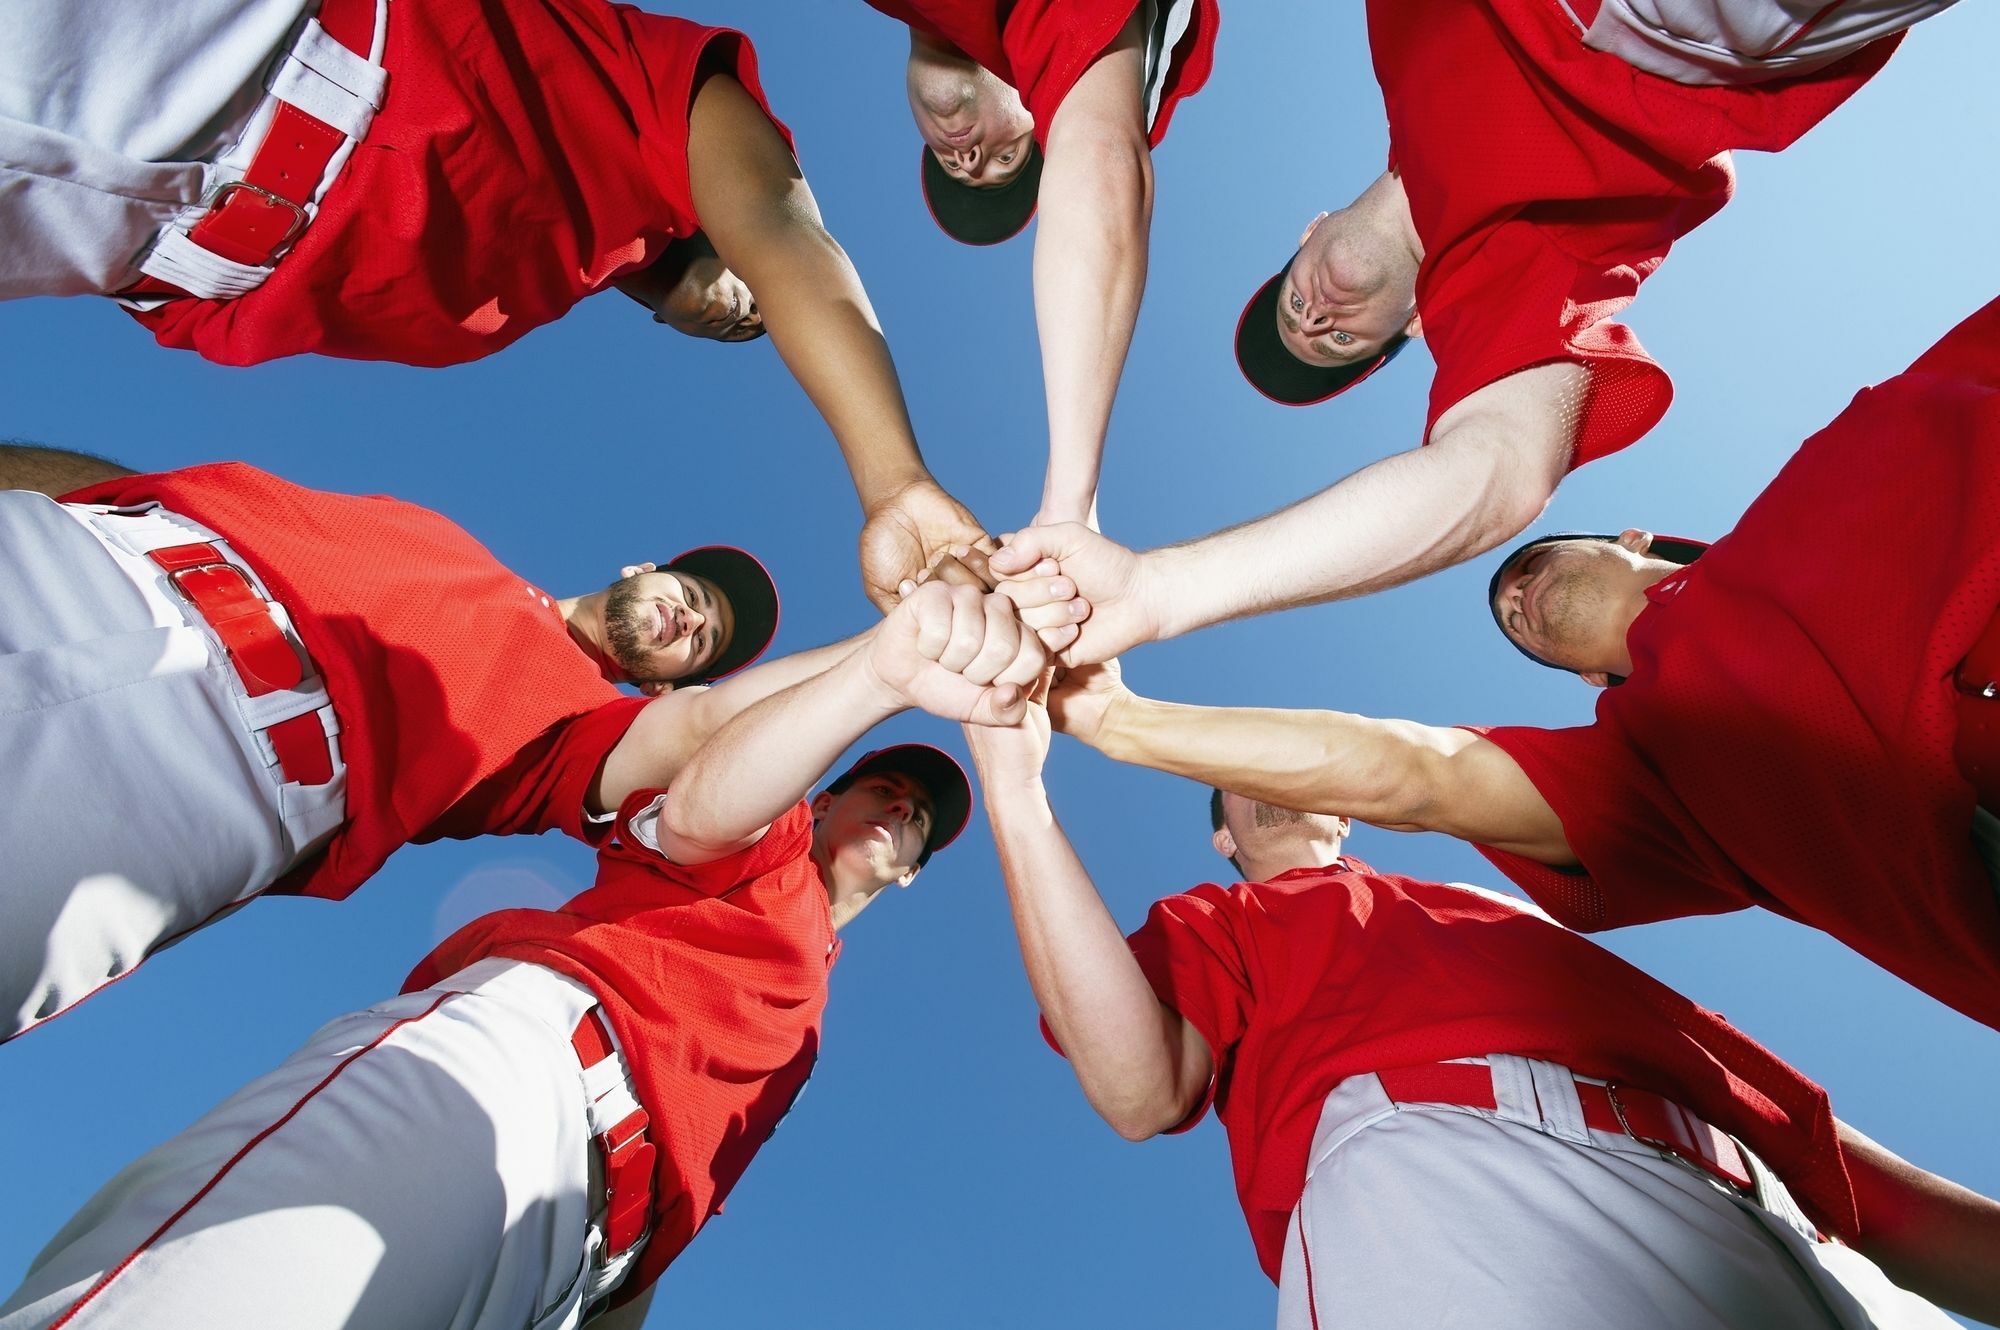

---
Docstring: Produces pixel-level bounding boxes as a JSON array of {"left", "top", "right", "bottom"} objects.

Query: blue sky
[{"left": 3, "top": 3, "right": 1998, "bottom": 1326}]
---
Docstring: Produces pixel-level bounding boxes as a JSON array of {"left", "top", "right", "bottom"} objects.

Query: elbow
[
  {"left": 1090, "top": 1084, "right": 1189, "bottom": 1143},
  {"left": 1044, "top": 124, "right": 1155, "bottom": 226}
]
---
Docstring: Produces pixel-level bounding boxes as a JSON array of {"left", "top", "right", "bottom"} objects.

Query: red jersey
[
  {"left": 864, "top": 0, "right": 1218, "bottom": 150},
  {"left": 65, "top": 464, "right": 642, "bottom": 898},
  {"left": 1372, "top": 0, "right": 1894, "bottom": 465},
  {"left": 1474, "top": 296, "right": 2000, "bottom": 1030},
  {"left": 1092, "top": 862, "right": 1852, "bottom": 1281},
  {"left": 132, "top": 3, "right": 791, "bottom": 367},
  {"left": 408, "top": 797, "right": 836, "bottom": 1298}
]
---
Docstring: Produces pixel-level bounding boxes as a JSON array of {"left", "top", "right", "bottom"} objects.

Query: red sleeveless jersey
[
  {"left": 1373, "top": 0, "right": 1895, "bottom": 465},
  {"left": 1097, "top": 862, "right": 1852, "bottom": 1280},
  {"left": 408, "top": 798, "right": 834, "bottom": 1299},
  {"left": 65, "top": 463, "right": 640, "bottom": 898},
  {"left": 864, "top": 0, "right": 1219, "bottom": 150},
  {"left": 1476, "top": 296, "right": 2000, "bottom": 1031},
  {"left": 132, "top": 4, "right": 790, "bottom": 366}
]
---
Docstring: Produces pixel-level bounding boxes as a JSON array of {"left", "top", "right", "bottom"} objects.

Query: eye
[
  {"left": 1289, "top": 293, "right": 1304, "bottom": 314},
  {"left": 1332, "top": 331, "right": 1354, "bottom": 346},
  {"left": 998, "top": 150, "right": 1015, "bottom": 164}
]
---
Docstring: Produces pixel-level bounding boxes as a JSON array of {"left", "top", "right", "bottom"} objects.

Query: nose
[
  {"left": 952, "top": 143, "right": 981, "bottom": 175},
  {"left": 685, "top": 604, "right": 706, "bottom": 634},
  {"left": 1298, "top": 304, "right": 1335, "bottom": 336}
]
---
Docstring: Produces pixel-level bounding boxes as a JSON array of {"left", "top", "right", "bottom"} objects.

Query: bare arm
[
  {"left": 991, "top": 363, "right": 1585, "bottom": 663},
  {"left": 0, "top": 442, "right": 136, "bottom": 497},
  {"left": 685, "top": 73, "right": 988, "bottom": 609},
  {"left": 964, "top": 705, "right": 1212, "bottom": 1139},
  {"left": 1051, "top": 664, "right": 1573, "bottom": 864},
  {"left": 590, "top": 631, "right": 870, "bottom": 815},
  {"left": 1030, "top": 12, "right": 1153, "bottom": 526},
  {"left": 1839, "top": 1119, "right": 2000, "bottom": 1322},
  {"left": 658, "top": 584, "right": 1043, "bottom": 863}
]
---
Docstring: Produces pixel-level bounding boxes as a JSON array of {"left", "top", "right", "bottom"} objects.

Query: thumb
[
  {"left": 990, "top": 526, "right": 1065, "bottom": 574},
  {"left": 966, "top": 682, "right": 1027, "bottom": 728}
]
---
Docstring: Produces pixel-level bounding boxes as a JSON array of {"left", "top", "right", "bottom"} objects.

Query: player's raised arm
[
  {"left": 1048, "top": 661, "right": 1572, "bottom": 864},
  {"left": 658, "top": 583, "right": 1043, "bottom": 862},
  {"left": 963, "top": 699, "right": 1210, "bottom": 1140},
  {"left": 1028, "top": 11, "right": 1152, "bottom": 527},
  {"left": 994, "top": 363, "right": 1582, "bottom": 661},
  {"left": 1838, "top": 1120, "right": 2000, "bottom": 1322},
  {"left": 683, "top": 70, "right": 988, "bottom": 610}
]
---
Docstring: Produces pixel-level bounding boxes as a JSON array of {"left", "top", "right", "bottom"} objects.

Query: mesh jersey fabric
[
  {"left": 1088, "top": 861, "right": 1852, "bottom": 1282},
  {"left": 63, "top": 463, "right": 641, "bottom": 899},
  {"left": 863, "top": 0, "right": 1219, "bottom": 151},
  {"left": 1473, "top": 294, "right": 2000, "bottom": 1032},
  {"left": 130, "top": 3, "right": 791, "bottom": 366},
  {"left": 1372, "top": 0, "right": 1896, "bottom": 465},
  {"left": 406, "top": 798, "right": 835, "bottom": 1302}
]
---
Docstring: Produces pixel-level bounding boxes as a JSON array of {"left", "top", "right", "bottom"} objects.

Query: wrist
[
  {"left": 1138, "top": 545, "right": 1211, "bottom": 642},
  {"left": 1089, "top": 692, "right": 1152, "bottom": 763},
  {"left": 982, "top": 772, "right": 1051, "bottom": 813},
  {"left": 846, "top": 641, "right": 917, "bottom": 718},
  {"left": 855, "top": 464, "right": 937, "bottom": 513}
]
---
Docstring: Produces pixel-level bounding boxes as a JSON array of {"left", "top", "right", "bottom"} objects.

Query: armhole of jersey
[{"left": 624, "top": 792, "right": 674, "bottom": 859}]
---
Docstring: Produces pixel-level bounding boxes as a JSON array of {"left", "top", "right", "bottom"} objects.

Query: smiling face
[
  {"left": 601, "top": 568, "right": 735, "bottom": 686},
  {"left": 905, "top": 50, "right": 1035, "bottom": 188},
  {"left": 1275, "top": 210, "right": 1421, "bottom": 369},
  {"left": 811, "top": 771, "right": 935, "bottom": 915}
]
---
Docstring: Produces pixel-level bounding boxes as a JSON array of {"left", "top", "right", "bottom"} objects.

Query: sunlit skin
[
  {"left": 905, "top": 31, "right": 1036, "bottom": 188},
  {"left": 557, "top": 568, "right": 735, "bottom": 692},
  {"left": 810, "top": 771, "right": 935, "bottom": 929},
  {"left": 1274, "top": 172, "right": 1425, "bottom": 368},
  {"left": 616, "top": 233, "right": 766, "bottom": 342},
  {"left": 1211, "top": 790, "right": 1350, "bottom": 882},
  {"left": 1490, "top": 529, "right": 1685, "bottom": 684}
]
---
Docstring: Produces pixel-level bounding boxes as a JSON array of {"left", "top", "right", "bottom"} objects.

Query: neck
[
  {"left": 1355, "top": 170, "right": 1423, "bottom": 265},
  {"left": 1598, "top": 559, "right": 1685, "bottom": 676},
  {"left": 556, "top": 591, "right": 615, "bottom": 676},
  {"left": 1240, "top": 839, "right": 1345, "bottom": 883},
  {"left": 810, "top": 840, "right": 873, "bottom": 933}
]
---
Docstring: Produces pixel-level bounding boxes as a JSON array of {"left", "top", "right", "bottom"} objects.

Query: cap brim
[
  {"left": 665, "top": 545, "right": 780, "bottom": 682},
  {"left": 920, "top": 142, "right": 1041, "bottom": 246},
  {"left": 1233, "top": 264, "right": 1409, "bottom": 407},
  {"left": 836, "top": 743, "right": 972, "bottom": 859},
  {"left": 1485, "top": 533, "right": 1710, "bottom": 671}
]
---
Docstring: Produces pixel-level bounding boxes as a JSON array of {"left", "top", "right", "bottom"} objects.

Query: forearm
[
  {"left": 1142, "top": 365, "right": 1580, "bottom": 639},
  {"left": 1091, "top": 695, "right": 1443, "bottom": 831},
  {"left": 595, "top": 632, "right": 870, "bottom": 810},
  {"left": 1840, "top": 1120, "right": 2000, "bottom": 1321},
  {"left": 0, "top": 442, "right": 136, "bottom": 497},
  {"left": 1032, "top": 43, "right": 1153, "bottom": 523},
  {"left": 985, "top": 778, "right": 1200, "bottom": 1139},
  {"left": 687, "top": 76, "right": 932, "bottom": 510},
  {"left": 664, "top": 648, "right": 901, "bottom": 850}
]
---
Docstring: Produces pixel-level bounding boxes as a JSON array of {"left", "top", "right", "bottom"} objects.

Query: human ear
[
  {"left": 811, "top": 791, "right": 834, "bottom": 817},
  {"left": 1211, "top": 827, "right": 1236, "bottom": 860},
  {"left": 1298, "top": 211, "right": 1329, "bottom": 248},
  {"left": 1616, "top": 529, "right": 1652, "bottom": 554},
  {"left": 1580, "top": 670, "right": 1613, "bottom": 690},
  {"left": 1404, "top": 311, "right": 1423, "bottom": 340}
]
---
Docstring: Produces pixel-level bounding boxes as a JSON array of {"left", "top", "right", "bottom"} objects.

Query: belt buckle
[{"left": 208, "top": 179, "right": 310, "bottom": 248}]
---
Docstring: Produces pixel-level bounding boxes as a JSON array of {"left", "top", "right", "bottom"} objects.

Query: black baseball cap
[
  {"left": 920, "top": 140, "right": 1043, "bottom": 246},
  {"left": 1486, "top": 532, "right": 1710, "bottom": 671},
  {"left": 1233, "top": 255, "right": 1411, "bottom": 407},
  {"left": 660, "top": 545, "right": 780, "bottom": 682},
  {"left": 825, "top": 743, "right": 972, "bottom": 866}
]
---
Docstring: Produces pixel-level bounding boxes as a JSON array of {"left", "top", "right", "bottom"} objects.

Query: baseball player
[
  {"left": 0, "top": 578, "right": 1040, "bottom": 1330},
  {"left": 1028, "top": 294, "right": 2000, "bottom": 1031},
  {"left": 1, "top": 0, "right": 987, "bottom": 607},
  {"left": 863, "top": 0, "right": 1218, "bottom": 525},
  {"left": 0, "top": 444, "right": 837, "bottom": 1044},
  {"left": 964, "top": 704, "right": 1999, "bottom": 1327},
  {"left": 988, "top": 0, "right": 1952, "bottom": 664}
]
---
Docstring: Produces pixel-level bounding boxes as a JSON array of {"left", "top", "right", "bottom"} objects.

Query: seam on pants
[
  {"left": 48, "top": 990, "right": 459, "bottom": 1328},
  {"left": 1297, "top": 1207, "right": 1322, "bottom": 1330}
]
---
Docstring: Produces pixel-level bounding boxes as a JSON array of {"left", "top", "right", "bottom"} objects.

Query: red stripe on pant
[{"left": 47, "top": 991, "right": 458, "bottom": 1328}]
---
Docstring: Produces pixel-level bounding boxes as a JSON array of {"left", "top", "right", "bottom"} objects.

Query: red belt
[
  {"left": 1376, "top": 1062, "right": 1754, "bottom": 1191},
  {"left": 571, "top": 1010, "right": 656, "bottom": 1263},
  {"left": 149, "top": 542, "right": 334, "bottom": 788},
  {"left": 122, "top": 0, "right": 377, "bottom": 299},
  {"left": 1953, "top": 601, "right": 2000, "bottom": 809}
]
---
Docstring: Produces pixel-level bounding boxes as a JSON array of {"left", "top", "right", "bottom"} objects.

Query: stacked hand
[
  {"left": 867, "top": 582, "right": 1046, "bottom": 726},
  {"left": 859, "top": 478, "right": 996, "bottom": 612},
  {"left": 988, "top": 524, "right": 1160, "bottom": 666}
]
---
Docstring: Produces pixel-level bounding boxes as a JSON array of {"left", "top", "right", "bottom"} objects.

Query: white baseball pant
[
  {"left": 1570, "top": 0, "right": 1957, "bottom": 86},
  {"left": 1275, "top": 1056, "right": 1954, "bottom": 1330},
  {"left": 0, "top": 491, "right": 347, "bottom": 1041},
  {"left": 0, "top": 958, "right": 640, "bottom": 1329}
]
